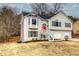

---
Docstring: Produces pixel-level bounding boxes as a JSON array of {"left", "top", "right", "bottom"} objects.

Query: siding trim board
[
  {"left": 29, "top": 28, "right": 38, "bottom": 30},
  {"left": 50, "top": 29, "right": 72, "bottom": 31}
]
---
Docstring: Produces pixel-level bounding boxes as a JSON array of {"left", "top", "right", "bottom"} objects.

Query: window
[
  {"left": 28, "top": 31, "right": 38, "bottom": 37},
  {"left": 52, "top": 21, "right": 61, "bottom": 27},
  {"left": 32, "top": 19, "right": 36, "bottom": 25},
  {"left": 65, "top": 23, "right": 71, "bottom": 27}
]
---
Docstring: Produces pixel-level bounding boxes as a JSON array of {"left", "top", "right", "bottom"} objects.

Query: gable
[
  {"left": 23, "top": 12, "right": 73, "bottom": 24},
  {"left": 49, "top": 12, "right": 73, "bottom": 23}
]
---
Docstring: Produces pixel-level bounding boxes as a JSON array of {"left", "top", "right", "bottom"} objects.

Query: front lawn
[{"left": 0, "top": 36, "right": 79, "bottom": 56}]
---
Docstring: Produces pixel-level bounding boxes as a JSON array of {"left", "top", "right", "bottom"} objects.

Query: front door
[
  {"left": 40, "top": 33, "right": 46, "bottom": 39},
  {"left": 38, "top": 20, "right": 48, "bottom": 40},
  {"left": 40, "top": 22, "right": 48, "bottom": 39}
]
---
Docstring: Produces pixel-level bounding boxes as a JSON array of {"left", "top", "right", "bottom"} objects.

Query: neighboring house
[
  {"left": 20, "top": 11, "right": 73, "bottom": 42},
  {"left": 73, "top": 20, "right": 79, "bottom": 34},
  {"left": 68, "top": 16, "right": 79, "bottom": 38}
]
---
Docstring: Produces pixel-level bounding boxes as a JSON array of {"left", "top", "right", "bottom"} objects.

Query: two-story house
[{"left": 20, "top": 11, "right": 73, "bottom": 42}]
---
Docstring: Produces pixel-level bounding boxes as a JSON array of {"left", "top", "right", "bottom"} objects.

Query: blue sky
[{"left": 0, "top": 3, "right": 79, "bottom": 17}]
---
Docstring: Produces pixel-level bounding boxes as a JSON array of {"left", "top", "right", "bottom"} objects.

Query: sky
[{"left": 0, "top": 3, "right": 79, "bottom": 18}]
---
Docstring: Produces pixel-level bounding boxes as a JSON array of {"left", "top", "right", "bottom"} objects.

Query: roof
[
  {"left": 68, "top": 16, "right": 79, "bottom": 23},
  {"left": 22, "top": 11, "right": 55, "bottom": 19},
  {"left": 22, "top": 12, "right": 29, "bottom": 16},
  {"left": 39, "top": 12, "right": 55, "bottom": 19},
  {"left": 22, "top": 11, "right": 73, "bottom": 22},
  {"left": 39, "top": 15, "right": 52, "bottom": 19}
]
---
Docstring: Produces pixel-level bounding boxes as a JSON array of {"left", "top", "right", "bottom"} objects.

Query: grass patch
[{"left": 0, "top": 36, "right": 79, "bottom": 56}]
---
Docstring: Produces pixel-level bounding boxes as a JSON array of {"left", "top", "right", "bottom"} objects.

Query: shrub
[{"left": 64, "top": 35, "right": 69, "bottom": 41}]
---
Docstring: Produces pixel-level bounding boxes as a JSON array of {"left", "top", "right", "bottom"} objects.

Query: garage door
[{"left": 53, "top": 32, "right": 62, "bottom": 39}]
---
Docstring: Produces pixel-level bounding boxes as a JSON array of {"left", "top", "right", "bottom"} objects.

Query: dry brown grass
[{"left": 0, "top": 36, "right": 79, "bottom": 56}]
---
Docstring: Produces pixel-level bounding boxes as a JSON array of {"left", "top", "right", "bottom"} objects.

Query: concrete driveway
[{"left": 69, "top": 38, "right": 79, "bottom": 41}]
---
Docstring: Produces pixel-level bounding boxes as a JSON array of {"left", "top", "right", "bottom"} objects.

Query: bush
[{"left": 64, "top": 35, "right": 69, "bottom": 41}]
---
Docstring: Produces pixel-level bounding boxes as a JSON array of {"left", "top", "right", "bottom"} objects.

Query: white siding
[
  {"left": 49, "top": 12, "right": 73, "bottom": 30},
  {"left": 28, "top": 16, "right": 38, "bottom": 28},
  {"left": 50, "top": 31, "right": 72, "bottom": 39},
  {"left": 21, "top": 16, "right": 29, "bottom": 42},
  {"left": 20, "top": 15, "right": 24, "bottom": 41},
  {"left": 21, "top": 12, "right": 73, "bottom": 42},
  {"left": 21, "top": 16, "right": 39, "bottom": 42}
]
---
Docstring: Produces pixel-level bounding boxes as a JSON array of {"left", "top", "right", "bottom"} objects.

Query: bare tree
[
  {"left": 51, "top": 3, "right": 63, "bottom": 14},
  {"left": 31, "top": 3, "right": 49, "bottom": 15},
  {"left": 0, "top": 6, "right": 21, "bottom": 42},
  {"left": 30, "top": 3, "right": 64, "bottom": 15}
]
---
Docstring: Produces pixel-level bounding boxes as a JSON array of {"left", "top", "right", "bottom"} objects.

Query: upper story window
[
  {"left": 52, "top": 21, "right": 61, "bottom": 27},
  {"left": 65, "top": 23, "right": 71, "bottom": 28},
  {"left": 32, "top": 19, "right": 36, "bottom": 25}
]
